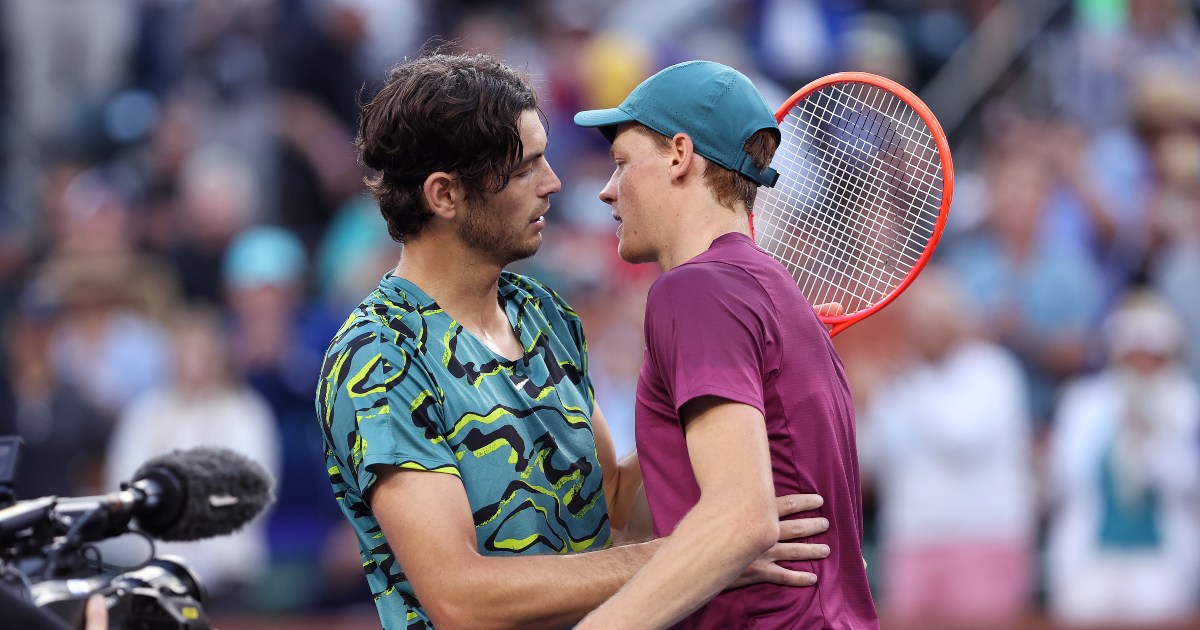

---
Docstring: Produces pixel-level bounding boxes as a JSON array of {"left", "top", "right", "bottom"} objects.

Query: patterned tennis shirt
[{"left": 316, "top": 271, "right": 612, "bottom": 629}]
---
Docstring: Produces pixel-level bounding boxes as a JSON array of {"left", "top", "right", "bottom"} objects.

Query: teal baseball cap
[{"left": 574, "top": 60, "right": 780, "bottom": 187}]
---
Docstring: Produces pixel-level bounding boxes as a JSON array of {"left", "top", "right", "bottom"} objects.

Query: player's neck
[
  {"left": 656, "top": 197, "right": 751, "bottom": 272},
  {"left": 393, "top": 237, "right": 511, "bottom": 334}
]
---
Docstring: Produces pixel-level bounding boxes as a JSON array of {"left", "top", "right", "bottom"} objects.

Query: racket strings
[
  {"left": 786, "top": 94, "right": 932, "bottom": 295},
  {"left": 755, "top": 81, "right": 944, "bottom": 315},
  {"left": 777, "top": 85, "right": 941, "bottom": 279},
  {"left": 759, "top": 129, "right": 912, "bottom": 307},
  {"left": 786, "top": 86, "right": 939, "bottom": 276}
]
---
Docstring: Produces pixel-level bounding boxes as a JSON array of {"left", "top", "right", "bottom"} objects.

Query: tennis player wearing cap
[
  {"left": 317, "top": 53, "right": 837, "bottom": 630},
  {"left": 574, "top": 61, "right": 879, "bottom": 629}
]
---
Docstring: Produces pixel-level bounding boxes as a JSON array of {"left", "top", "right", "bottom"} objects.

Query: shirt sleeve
[
  {"left": 328, "top": 324, "right": 460, "bottom": 498},
  {"left": 644, "top": 263, "right": 774, "bottom": 419}
]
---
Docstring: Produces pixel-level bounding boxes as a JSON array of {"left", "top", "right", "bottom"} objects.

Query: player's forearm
[
  {"left": 577, "top": 498, "right": 777, "bottom": 630},
  {"left": 606, "top": 450, "right": 642, "bottom": 530},
  {"left": 425, "top": 538, "right": 662, "bottom": 630}
]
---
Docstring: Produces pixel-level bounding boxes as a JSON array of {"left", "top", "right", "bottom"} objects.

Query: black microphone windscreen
[{"left": 132, "top": 447, "right": 275, "bottom": 542}]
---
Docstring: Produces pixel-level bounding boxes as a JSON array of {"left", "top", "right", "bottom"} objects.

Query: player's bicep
[
  {"left": 367, "top": 467, "right": 479, "bottom": 621},
  {"left": 680, "top": 397, "right": 775, "bottom": 517}
]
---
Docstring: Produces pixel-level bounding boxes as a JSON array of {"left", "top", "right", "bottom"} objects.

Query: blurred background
[{"left": 0, "top": 0, "right": 1197, "bottom": 628}]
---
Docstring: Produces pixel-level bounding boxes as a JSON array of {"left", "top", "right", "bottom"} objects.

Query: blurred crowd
[{"left": 0, "top": 0, "right": 1196, "bottom": 628}]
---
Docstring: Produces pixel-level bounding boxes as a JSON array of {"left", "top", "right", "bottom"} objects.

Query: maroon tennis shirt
[{"left": 635, "top": 232, "right": 878, "bottom": 629}]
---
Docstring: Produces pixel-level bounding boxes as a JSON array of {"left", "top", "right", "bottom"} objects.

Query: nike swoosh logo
[{"left": 514, "top": 378, "right": 530, "bottom": 390}]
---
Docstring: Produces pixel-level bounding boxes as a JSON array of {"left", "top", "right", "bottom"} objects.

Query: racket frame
[{"left": 753, "top": 71, "right": 954, "bottom": 337}]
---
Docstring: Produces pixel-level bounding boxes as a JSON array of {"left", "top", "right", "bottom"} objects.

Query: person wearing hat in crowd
[
  {"left": 574, "top": 60, "right": 879, "bottom": 629},
  {"left": 316, "top": 52, "right": 834, "bottom": 630},
  {"left": 1046, "top": 288, "right": 1200, "bottom": 625}
]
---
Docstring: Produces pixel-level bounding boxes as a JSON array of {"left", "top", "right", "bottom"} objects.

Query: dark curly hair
[{"left": 356, "top": 54, "right": 538, "bottom": 242}]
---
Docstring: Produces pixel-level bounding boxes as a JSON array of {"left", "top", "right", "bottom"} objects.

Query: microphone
[
  {"left": 127, "top": 446, "right": 275, "bottom": 541},
  {"left": 0, "top": 447, "right": 274, "bottom": 544}
]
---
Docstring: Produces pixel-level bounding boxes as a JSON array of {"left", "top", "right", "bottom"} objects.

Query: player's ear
[
  {"left": 422, "top": 172, "right": 464, "bottom": 220},
  {"left": 668, "top": 133, "right": 697, "bottom": 182}
]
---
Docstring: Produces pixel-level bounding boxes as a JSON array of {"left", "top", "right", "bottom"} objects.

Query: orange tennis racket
[{"left": 752, "top": 72, "right": 953, "bottom": 337}]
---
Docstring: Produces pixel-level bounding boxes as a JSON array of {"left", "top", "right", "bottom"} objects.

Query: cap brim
[
  {"left": 574, "top": 107, "right": 636, "bottom": 143},
  {"left": 573, "top": 107, "right": 634, "bottom": 128}
]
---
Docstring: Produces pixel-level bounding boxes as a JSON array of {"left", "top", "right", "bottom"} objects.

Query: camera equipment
[
  {"left": 0, "top": 436, "right": 23, "bottom": 509},
  {"left": 24, "top": 555, "right": 210, "bottom": 630},
  {"left": 0, "top": 440, "right": 274, "bottom": 629}
]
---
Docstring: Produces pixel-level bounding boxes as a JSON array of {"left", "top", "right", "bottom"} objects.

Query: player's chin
[
  {"left": 511, "top": 236, "right": 542, "bottom": 261},
  {"left": 616, "top": 240, "right": 652, "bottom": 265}
]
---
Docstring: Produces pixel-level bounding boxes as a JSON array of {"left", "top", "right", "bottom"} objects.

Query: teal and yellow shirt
[{"left": 316, "top": 271, "right": 612, "bottom": 629}]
